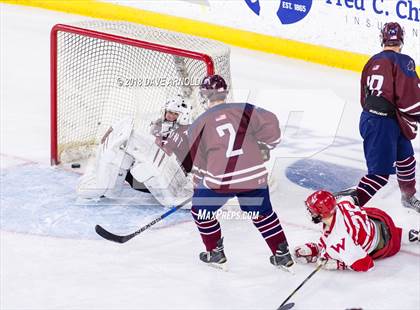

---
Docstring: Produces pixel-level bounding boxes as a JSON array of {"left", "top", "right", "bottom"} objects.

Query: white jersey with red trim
[{"left": 318, "top": 199, "right": 378, "bottom": 271}]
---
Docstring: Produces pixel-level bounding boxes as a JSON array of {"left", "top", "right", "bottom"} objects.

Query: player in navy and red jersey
[
  {"left": 295, "top": 191, "right": 404, "bottom": 272},
  {"left": 337, "top": 22, "right": 420, "bottom": 212},
  {"left": 188, "top": 74, "right": 294, "bottom": 271}
]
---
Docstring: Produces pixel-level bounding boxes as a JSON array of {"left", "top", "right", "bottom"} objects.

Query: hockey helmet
[
  {"left": 380, "top": 22, "right": 404, "bottom": 47},
  {"left": 199, "top": 74, "right": 228, "bottom": 106},
  {"left": 163, "top": 94, "right": 192, "bottom": 126},
  {"left": 305, "top": 191, "right": 337, "bottom": 223}
]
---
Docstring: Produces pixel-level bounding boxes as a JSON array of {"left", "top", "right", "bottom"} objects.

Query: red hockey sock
[
  {"left": 396, "top": 156, "right": 416, "bottom": 198},
  {"left": 252, "top": 211, "right": 286, "bottom": 254},
  {"left": 356, "top": 174, "right": 389, "bottom": 206},
  {"left": 191, "top": 208, "right": 221, "bottom": 251}
]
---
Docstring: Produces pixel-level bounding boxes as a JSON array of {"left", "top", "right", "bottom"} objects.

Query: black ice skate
[
  {"left": 333, "top": 187, "right": 359, "bottom": 206},
  {"left": 270, "top": 242, "right": 295, "bottom": 272},
  {"left": 409, "top": 229, "right": 419, "bottom": 242},
  {"left": 199, "top": 237, "right": 227, "bottom": 270},
  {"left": 402, "top": 196, "right": 420, "bottom": 213}
]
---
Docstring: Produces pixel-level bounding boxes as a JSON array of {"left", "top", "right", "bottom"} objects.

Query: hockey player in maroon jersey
[
  {"left": 295, "top": 190, "right": 404, "bottom": 272},
  {"left": 337, "top": 22, "right": 420, "bottom": 212},
  {"left": 188, "top": 74, "right": 294, "bottom": 270}
]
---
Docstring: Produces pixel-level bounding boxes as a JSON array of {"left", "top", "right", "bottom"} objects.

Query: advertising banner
[{"left": 106, "top": 0, "right": 419, "bottom": 65}]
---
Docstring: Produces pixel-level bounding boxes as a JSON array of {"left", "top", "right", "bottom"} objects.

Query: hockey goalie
[{"left": 76, "top": 95, "right": 193, "bottom": 208}]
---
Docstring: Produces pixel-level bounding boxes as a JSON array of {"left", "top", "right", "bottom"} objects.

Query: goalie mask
[
  {"left": 305, "top": 191, "right": 337, "bottom": 224},
  {"left": 163, "top": 94, "right": 192, "bottom": 126}
]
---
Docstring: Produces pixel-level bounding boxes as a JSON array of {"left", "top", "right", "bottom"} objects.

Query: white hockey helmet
[{"left": 163, "top": 94, "right": 192, "bottom": 126}]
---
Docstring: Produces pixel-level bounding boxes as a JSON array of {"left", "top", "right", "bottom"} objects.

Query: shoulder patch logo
[
  {"left": 407, "top": 60, "right": 415, "bottom": 72},
  {"left": 372, "top": 65, "right": 380, "bottom": 71}
]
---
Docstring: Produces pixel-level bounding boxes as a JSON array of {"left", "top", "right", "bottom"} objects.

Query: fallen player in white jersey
[
  {"left": 76, "top": 95, "right": 193, "bottom": 208},
  {"left": 294, "top": 190, "right": 407, "bottom": 272}
]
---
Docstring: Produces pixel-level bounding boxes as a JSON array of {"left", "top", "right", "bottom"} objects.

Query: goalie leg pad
[
  {"left": 130, "top": 162, "right": 159, "bottom": 183},
  {"left": 77, "top": 170, "right": 106, "bottom": 199},
  {"left": 77, "top": 152, "right": 134, "bottom": 199},
  {"left": 128, "top": 135, "right": 193, "bottom": 208},
  {"left": 143, "top": 164, "right": 193, "bottom": 208},
  {"left": 77, "top": 135, "right": 135, "bottom": 199}
]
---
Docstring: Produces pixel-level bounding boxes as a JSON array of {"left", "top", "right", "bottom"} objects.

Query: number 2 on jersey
[{"left": 216, "top": 123, "right": 244, "bottom": 158}]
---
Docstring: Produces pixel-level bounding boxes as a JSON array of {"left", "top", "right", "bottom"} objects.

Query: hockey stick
[
  {"left": 276, "top": 263, "right": 323, "bottom": 310},
  {"left": 95, "top": 198, "right": 192, "bottom": 243}
]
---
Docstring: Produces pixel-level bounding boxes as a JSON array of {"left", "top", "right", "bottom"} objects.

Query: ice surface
[
  {"left": 1, "top": 3, "right": 419, "bottom": 310},
  {"left": 0, "top": 164, "right": 191, "bottom": 239}
]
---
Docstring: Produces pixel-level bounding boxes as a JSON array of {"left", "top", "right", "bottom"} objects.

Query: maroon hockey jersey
[
  {"left": 189, "top": 103, "right": 281, "bottom": 193},
  {"left": 151, "top": 121, "right": 192, "bottom": 173},
  {"left": 360, "top": 50, "right": 420, "bottom": 139}
]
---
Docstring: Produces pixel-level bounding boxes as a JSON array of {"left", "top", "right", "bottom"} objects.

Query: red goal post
[{"left": 50, "top": 22, "right": 231, "bottom": 165}]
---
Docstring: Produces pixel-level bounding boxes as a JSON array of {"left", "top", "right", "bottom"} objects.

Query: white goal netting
[{"left": 52, "top": 20, "right": 232, "bottom": 164}]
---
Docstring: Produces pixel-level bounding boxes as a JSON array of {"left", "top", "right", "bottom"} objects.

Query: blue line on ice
[
  {"left": 0, "top": 164, "right": 191, "bottom": 240},
  {"left": 286, "top": 159, "right": 365, "bottom": 192}
]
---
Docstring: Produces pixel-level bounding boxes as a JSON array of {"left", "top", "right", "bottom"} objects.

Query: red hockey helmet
[
  {"left": 305, "top": 191, "right": 337, "bottom": 223},
  {"left": 380, "top": 22, "right": 404, "bottom": 47},
  {"left": 199, "top": 74, "right": 228, "bottom": 104}
]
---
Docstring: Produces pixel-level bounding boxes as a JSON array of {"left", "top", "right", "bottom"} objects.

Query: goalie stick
[
  {"left": 276, "top": 263, "right": 323, "bottom": 310},
  {"left": 95, "top": 198, "right": 192, "bottom": 243}
]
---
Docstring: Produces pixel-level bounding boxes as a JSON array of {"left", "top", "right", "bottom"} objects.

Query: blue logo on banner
[
  {"left": 244, "top": 0, "right": 261, "bottom": 16},
  {"left": 277, "top": 0, "right": 312, "bottom": 24},
  {"left": 244, "top": 0, "right": 312, "bottom": 24}
]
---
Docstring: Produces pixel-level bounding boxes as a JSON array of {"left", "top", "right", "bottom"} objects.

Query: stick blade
[
  {"left": 277, "top": 302, "right": 295, "bottom": 310},
  {"left": 95, "top": 225, "right": 125, "bottom": 243}
]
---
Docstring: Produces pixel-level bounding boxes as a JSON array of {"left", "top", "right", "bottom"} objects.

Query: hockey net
[{"left": 51, "top": 20, "right": 232, "bottom": 165}]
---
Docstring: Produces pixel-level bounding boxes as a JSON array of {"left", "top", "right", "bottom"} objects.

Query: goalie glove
[
  {"left": 294, "top": 243, "right": 320, "bottom": 263},
  {"left": 257, "top": 142, "right": 271, "bottom": 162},
  {"left": 316, "top": 256, "right": 347, "bottom": 271}
]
